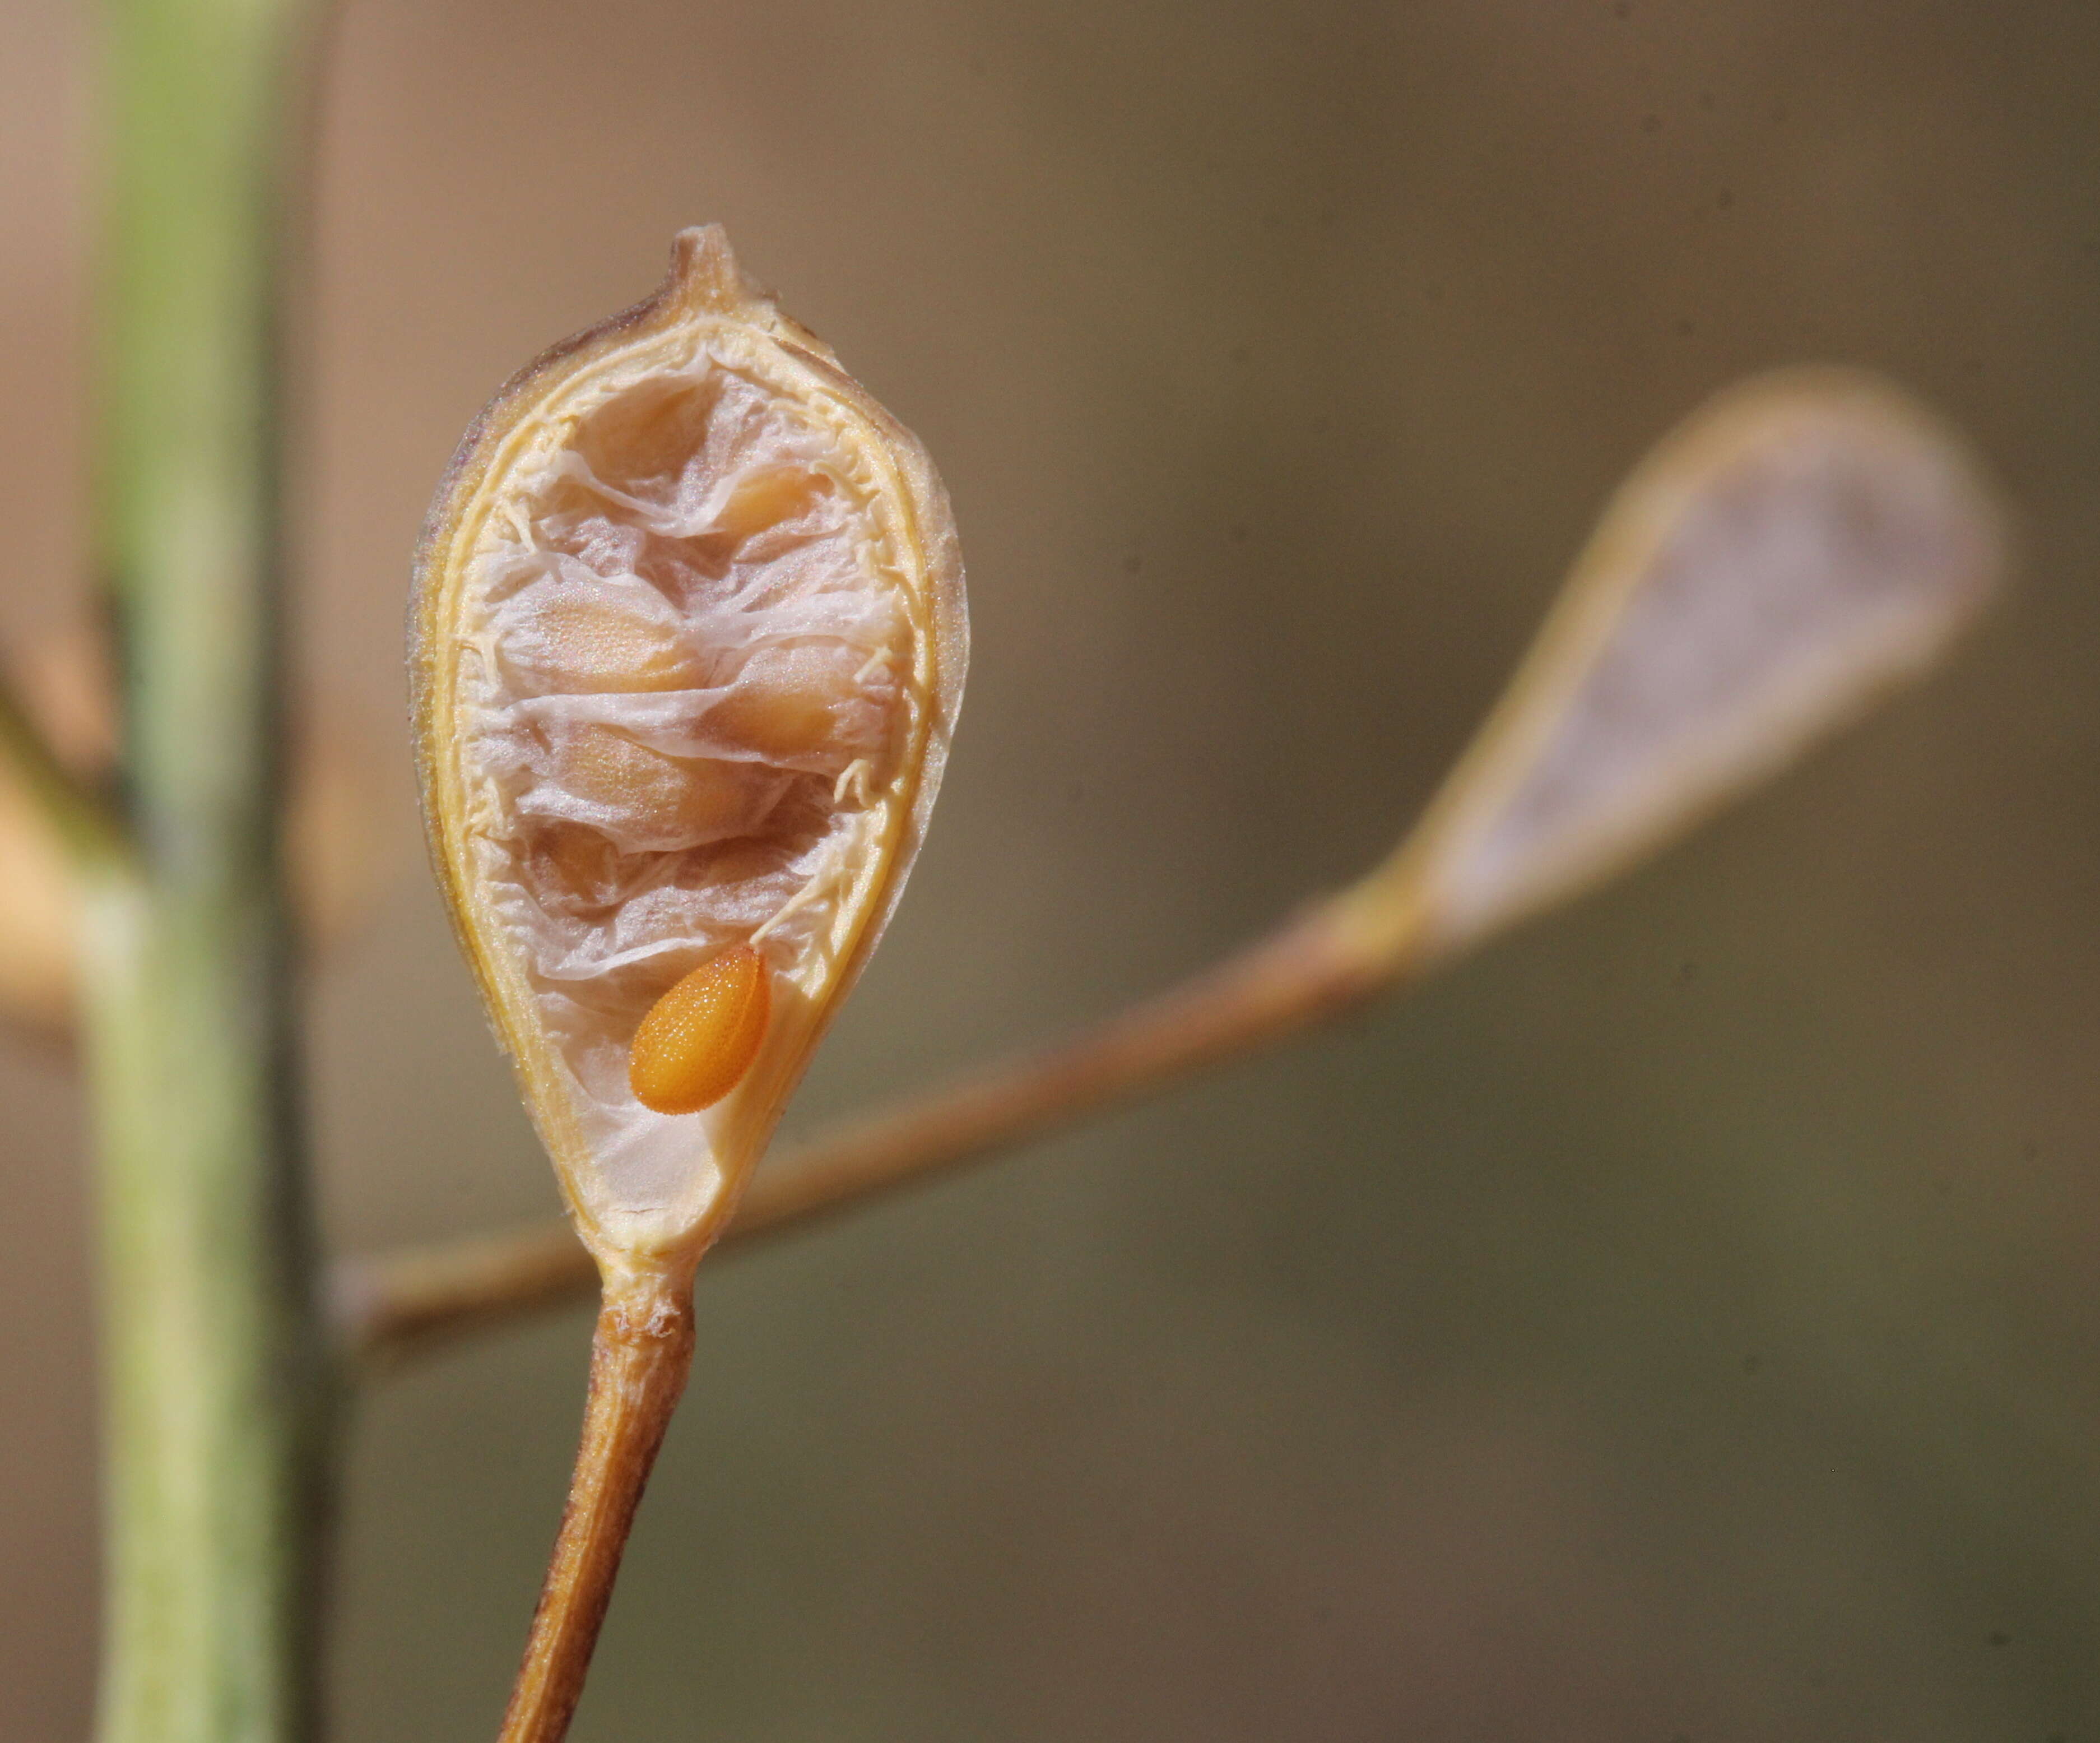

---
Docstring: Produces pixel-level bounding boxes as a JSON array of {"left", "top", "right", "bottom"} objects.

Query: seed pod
[
  {"left": 1335, "top": 367, "right": 2005, "bottom": 968},
  {"left": 411, "top": 227, "right": 967, "bottom": 1268}
]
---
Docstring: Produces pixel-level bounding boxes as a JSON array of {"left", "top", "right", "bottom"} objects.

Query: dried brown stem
[
  {"left": 343, "top": 900, "right": 1402, "bottom": 1364},
  {"left": 496, "top": 1265, "right": 696, "bottom": 1743}
]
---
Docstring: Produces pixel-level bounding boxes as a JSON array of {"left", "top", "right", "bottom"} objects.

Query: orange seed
[{"left": 628, "top": 944, "right": 771, "bottom": 1114}]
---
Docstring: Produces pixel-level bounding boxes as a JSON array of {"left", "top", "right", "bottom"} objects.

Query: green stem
[{"left": 86, "top": 2, "right": 331, "bottom": 1741}]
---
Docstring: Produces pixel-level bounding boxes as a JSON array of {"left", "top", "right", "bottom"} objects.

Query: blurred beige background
[{"left": 5, "top": 1, "right": 2100, "bottom": 1737}]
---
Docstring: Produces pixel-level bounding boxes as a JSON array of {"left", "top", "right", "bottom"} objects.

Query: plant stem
[
  {"left": 85, "top": 2, "right": 330, "bottom": 1741},
  {"left": 343, "top": 905, "right": 1400, "bottom": 1362},
  {"left": 498, "top": 1266, "right": 697, "bottom": 1743}
]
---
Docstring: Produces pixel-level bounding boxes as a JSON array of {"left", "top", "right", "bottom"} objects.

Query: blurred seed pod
[
  {"left": 1336, "top": 367, "right": 2008, "bottom": 967},
  {"left": 0, "top": 623, "right": 391, "bottom": 1034}
]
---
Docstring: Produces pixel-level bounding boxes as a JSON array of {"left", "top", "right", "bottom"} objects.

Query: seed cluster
[{"left": 460, "top": 354, "right": 909, "bottom": 1142}]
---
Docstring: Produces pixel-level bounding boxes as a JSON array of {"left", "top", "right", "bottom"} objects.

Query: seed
[
  {"left": 574, "top": 374, "right": 712, "bottom": 490},
  {"left": 714, "top": 467, "right": 827, "bottom": 541},
  {"left": 522, "top": 594, "right": 697, "bottom": 693},
  {"left": 710, "top": 643, "right": 857, "bottom": 761},
  {"left": 628, "top": 944, "right": 771, "bottom": 1114},
  {"left": 555, "top": 725, "right": 760, "bottom": 841}
]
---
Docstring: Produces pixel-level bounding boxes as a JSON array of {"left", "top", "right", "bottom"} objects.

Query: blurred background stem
[{"left": 85, "top": 1, "right": 330, "bottom": 1740}]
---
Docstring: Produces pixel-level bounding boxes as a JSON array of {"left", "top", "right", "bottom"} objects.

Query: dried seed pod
[
  {"left": 413, "top": 228, "right": 965, "bottom": 1743},
  {"left": 412, "top": 226, "right": 966, "bottom": 1269},
  {"left": 1337, "top": 367, "right": 2006, "bottom": 966}
]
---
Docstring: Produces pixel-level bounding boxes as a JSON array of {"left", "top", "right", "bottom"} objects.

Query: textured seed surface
[
  {"left": 515, "top": 594, "right": 700, "bottom": 693},
  {"left": 550, "top": 724, "right": 772, "bottom": 847},
  {"left": 708, "top": 644, "right": 859, "bottom": 760},
  {"left": 629, "top": 945, "right": 771, "bottom": 1114}
]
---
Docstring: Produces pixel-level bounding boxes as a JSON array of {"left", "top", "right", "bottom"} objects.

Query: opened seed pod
[
  {"left": 413, "top": 228, "right": 965, "bottom": 1743},
  {"left": 412, "top": 226, "right": 965, "bottom": 1272}
]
